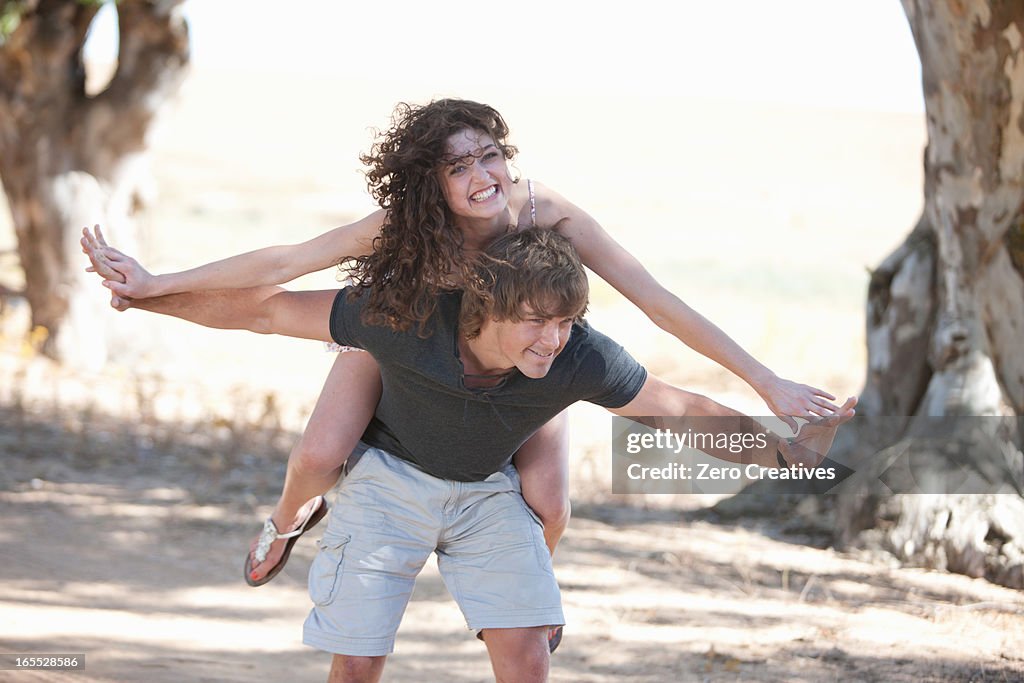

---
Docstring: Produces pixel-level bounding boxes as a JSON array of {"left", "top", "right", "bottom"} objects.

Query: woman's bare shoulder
[{"left": 529, "top": 180, "right": 595, "bottom": 232}]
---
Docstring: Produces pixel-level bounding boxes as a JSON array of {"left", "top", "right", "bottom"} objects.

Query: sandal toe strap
[
  {"left": 252, "top": 499, "right": 322, "bottom": 564},
  {"left": 253, "top": 517, "right": 282, "bottom": 564}
]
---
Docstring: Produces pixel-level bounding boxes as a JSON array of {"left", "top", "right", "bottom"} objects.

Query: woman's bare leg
[
  {"left": 512, "top": 410, "right": 570, "bottom": 556},
  {"left": 248, "top": 350, "right": 382, "bottom": 582}
]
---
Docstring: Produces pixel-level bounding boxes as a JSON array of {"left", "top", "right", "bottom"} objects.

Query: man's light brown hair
[{"left": 460, "top": 227, "right": 589, "bottom": 339}]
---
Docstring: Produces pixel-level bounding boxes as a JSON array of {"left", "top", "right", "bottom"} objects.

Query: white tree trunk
[
  {"left": 835, "top": 0, "right": 1024, "bottom": 589},
  {"left": 0, "top": 0, "right": 189, "bottom": 367}
]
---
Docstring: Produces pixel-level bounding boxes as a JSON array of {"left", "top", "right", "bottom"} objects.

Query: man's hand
[
  {"left": 81, "top": 225, "right": 156, "bottom": 302},
  {"left": 759, "top": 375, "right": 841, "bottom": 432},
  {"left": 778, "top": 396, "right": 858, "bottom": 468}
]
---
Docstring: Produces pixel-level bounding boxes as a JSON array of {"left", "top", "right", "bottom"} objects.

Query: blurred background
[
  {"left": 0, "top": 0, "right": 925, "bottom": 495},
  {"left": 13, "top": 5, "right": 1024, "bottom": 682}
]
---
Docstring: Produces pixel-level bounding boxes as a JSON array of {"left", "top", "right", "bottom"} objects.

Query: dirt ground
[{"left": 2, "top": 412, "right": 1023, "bottom": 683}]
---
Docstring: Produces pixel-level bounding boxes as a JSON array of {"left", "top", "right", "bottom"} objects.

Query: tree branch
[{"left": 100, "top": 0, "right": 189, "bottom": 115}]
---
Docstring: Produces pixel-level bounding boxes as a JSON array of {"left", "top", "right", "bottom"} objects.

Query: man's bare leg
[
  {"left": 327, "top": 655, "right": 386, "bottom": 683},
  {"left": 482, "top": 627, "right": 550, "bottom": 683},
  {"left": 248, "top": 351, "right": 382, "bottom": 582}
]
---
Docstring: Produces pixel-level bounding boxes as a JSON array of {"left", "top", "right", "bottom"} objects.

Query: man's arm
[
  {"left": 124, "top": 287, "right": 337, "bottom": 343},
  {"left": 610, "top": 375, "right": 857, "bottom": 467}
]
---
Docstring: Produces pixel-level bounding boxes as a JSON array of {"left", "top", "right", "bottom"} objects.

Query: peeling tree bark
[
  {"left": 835, "top": 0, "right": 1024, "bottom": 589},
  {"left": 0, "top": 0, "right": 188, "bottom": 365}
]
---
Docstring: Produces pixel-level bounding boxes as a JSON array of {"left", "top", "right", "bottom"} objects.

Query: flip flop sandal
[
  {"left": 476, "top": 625, "right": 564, "bottom": 654},
  {"left": 244, "top": 495, "right": 328, "bottom": 587}
]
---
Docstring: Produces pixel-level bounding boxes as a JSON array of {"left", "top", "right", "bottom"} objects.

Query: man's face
[{"left": 484, "top": 306, "right": 574, "bottom": 379}]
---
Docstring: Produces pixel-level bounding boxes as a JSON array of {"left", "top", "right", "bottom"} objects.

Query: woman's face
[{"left": 437, "top": 128, "right": 513, "bottom": 223}]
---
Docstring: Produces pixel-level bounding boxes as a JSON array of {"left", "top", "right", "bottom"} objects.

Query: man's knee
[
  {"left": 496, "top": 652, "right": 548, "bottom": 683},
  {"left": 483, "top": 626, "right": 548, "bottom": 683},
  {"left": 485, "top": 627, "right": 550, "bottom": 683},
  {"left": 328, "top": 654, "right": 385, "bottom": 683}
]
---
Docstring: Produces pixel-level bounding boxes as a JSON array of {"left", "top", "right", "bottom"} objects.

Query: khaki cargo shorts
[{"left": 302, "top": 447, "right": 564, "bottom": 656}]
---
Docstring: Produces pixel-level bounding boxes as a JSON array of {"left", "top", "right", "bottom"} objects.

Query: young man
[{"left": 87, "top": 228, "right": 855, "bottom": 683}]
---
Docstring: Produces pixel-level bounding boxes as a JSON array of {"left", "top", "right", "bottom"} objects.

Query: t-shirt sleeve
[
  {"left": 329, "top": 287, "right": 367, "bottom": 348},
  {"left": 573, "top": 327, "right": 648, "bottom": 409}
]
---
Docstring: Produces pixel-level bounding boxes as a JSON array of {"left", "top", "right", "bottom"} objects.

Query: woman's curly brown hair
[{"left": 344, "top": 99, "right": 518, "bottom": 334}]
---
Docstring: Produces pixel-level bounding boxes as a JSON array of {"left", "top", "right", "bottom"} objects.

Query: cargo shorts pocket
[{"left": 309, "top": 534, "right": 351, "bottom": 606}]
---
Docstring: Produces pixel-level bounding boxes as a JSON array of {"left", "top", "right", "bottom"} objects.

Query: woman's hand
[
  {"left": 81, "top": 225, "right": 157, "bottom": 299},
  {"left": 759, "top": 375, "right": 840, "bottom": 433}
]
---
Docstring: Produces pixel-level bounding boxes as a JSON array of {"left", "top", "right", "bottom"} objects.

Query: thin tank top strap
[{"left": 527, "top": 179, "right": 537, "bottom": 228}]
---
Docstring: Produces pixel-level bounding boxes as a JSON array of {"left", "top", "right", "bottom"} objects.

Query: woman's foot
[{"left": 244, "top": 496, "right": 327, "bottom": 586}]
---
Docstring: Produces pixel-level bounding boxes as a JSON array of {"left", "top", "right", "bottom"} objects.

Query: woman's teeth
[{"left": 471, "top": 186, "right": 497, "bottom": 202}]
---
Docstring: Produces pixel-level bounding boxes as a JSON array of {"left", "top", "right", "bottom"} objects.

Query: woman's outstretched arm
[
  {"left": 81, "top": 209, "right": 385, "bottom": 299},
  {"left": 536, "top": 182, "right": 839, "bottom": 430}
]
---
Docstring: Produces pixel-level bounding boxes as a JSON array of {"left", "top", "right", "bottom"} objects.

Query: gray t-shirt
[{"left": 330, "top": 288, "right": 647, "bottom": 481}]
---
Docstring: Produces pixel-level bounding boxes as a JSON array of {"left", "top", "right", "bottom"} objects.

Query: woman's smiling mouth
[{"left": 471, "top": 186, "right": 498, "bottom": 202}]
